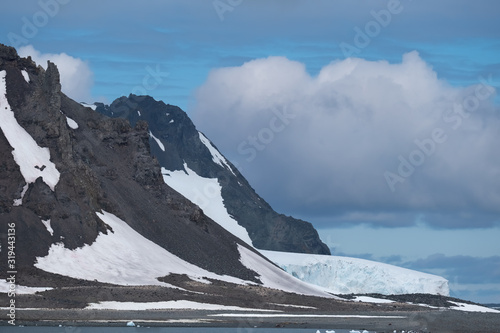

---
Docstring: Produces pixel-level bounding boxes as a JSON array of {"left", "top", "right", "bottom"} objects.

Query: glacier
[{"left": 261, "top": 250, "right": 449, "bottom": 296}]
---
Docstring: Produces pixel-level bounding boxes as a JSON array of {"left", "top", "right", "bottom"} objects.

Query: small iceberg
[{"left": 126, "top": 321, "right": 136, "bottom": 327}]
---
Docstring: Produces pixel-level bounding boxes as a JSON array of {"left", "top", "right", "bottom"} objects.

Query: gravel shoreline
[
  {"left": 2, "top": 308, "right": 500, "bottom": 332},
  {"left": 2, "top": 280, "right": 499, "bottom": 332}
]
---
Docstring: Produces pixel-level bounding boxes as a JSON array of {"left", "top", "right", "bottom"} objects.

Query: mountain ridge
[
  {"left": 95, "top": 94, "right": 331, "bottom": 255},
  {"left": 0, "top": 43, "right": 272, "bottom": 284}
]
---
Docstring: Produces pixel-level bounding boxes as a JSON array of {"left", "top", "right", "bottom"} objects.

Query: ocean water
[{"left": 1, "top": 327, "right": 375, "bottom": 333}]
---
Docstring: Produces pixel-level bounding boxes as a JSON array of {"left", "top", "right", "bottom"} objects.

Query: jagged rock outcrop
[{"left": 96, "top": 95, "right": 330, "bottom": 254}]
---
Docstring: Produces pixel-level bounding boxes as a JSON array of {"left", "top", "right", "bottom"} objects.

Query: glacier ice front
[{"left": 261, "top": 250, "right": 449, "bottom": 296}]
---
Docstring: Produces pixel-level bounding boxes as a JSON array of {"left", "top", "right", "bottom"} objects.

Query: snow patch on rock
[
  {"left": 13, "top": 183, "right": 29, "bottom": 206},
  {"left": 149, "top": 131, "right": 165, "bottom": 152},
  {"left": 162, "top": 163, "right": 252, "bottom": 245},
  {"left": 66, "top": 116, "right": 79, "bottom": 129},
  {"left": 21, "top": 70, "right": 30, "bottom": 83},
  {"left": 41, "top": 219, "right": 54, "bottom": 236},
  {"left": 0, "top": 70, "right": 60, "bottom": 191},
  {"left": 198, "top": 132, "right": 236, "bottom": 176},
  {"left": 80, "top": 102, "right": 96, "bottom": 110},
  {"left": 352, "top": 296, "right": 395, "bottom": 304},
  {"left": 86, "top": 300, "right": 277, "bottom": 311},
  {"left": 0, "top": 279, "right": 52, "bottom": 294}
]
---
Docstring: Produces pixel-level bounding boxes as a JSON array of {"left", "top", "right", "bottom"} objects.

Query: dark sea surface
[{"left": 2, "top": 327, "right": 374, "bottom": 333}]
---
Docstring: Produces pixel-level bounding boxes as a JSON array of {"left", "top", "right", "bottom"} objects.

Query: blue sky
[{"left": 2, "top": 0, "right": 500, "bottom": 303}]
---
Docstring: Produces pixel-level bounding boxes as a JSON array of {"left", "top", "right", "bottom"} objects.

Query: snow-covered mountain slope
[
  {"left": 35, "top": 209, "right": 332, "bottom": 298},
  {"left": 0, "top": 45, "right": 295, "bottom": 292},
  {"left": 261, "top": 250, "right": 450, "bottom": 296},
  {"left": 35, "top": 210, "right": 246, "bottom": 286}
]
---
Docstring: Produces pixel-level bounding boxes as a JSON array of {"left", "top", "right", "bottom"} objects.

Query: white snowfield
[
  {"left": 35, "top": 210, "right": 245, "bottom": 287},
  {"left": 86, "top": 300, "right": 276, "bottom": 312},
  {"left": 261, "top": 250, "right": 450, "bottom": 296},
  {"left": 34, "top": 210, "right": 332, "bottom": 298},
  {"left": 0, "top": 70, "right": 60, "bottom": 191},
  {"left": 352, "top": 296, "right": 395, "bottom": 304},
  {"left": 162, "top": 163, "right": 253, "bottom": 246},
  {"left": 448, "top": 301, "right": 500, "bottom": 313}
]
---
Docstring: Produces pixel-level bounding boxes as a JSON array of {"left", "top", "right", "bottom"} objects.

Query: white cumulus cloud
[
  {"left": 19, "top": 45, "right": 94, "bottom": 103},
  {"left": 193, "top": 52, "right": 500, "bottom": 228}
]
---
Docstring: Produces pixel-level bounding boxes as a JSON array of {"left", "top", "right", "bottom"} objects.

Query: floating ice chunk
[
  {"left": 169, "top": 119, "right": 174, "bottom": 123},
  {"left": 0, "top": 70, "right": 60, "bottom": 191},
  {"left": 137, "top": 110, "right": 141, "bottom": 116},
  {"left": 126, "top": 321, "right": 135, "bottom": 327}
]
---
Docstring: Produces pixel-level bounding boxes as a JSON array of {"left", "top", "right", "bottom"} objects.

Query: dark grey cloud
[
  {"left": 193, "top": 54, "right": 500, "bottom": 229},
  {"left": 404, "top": 254, "right": 500, "bottom": 285}
]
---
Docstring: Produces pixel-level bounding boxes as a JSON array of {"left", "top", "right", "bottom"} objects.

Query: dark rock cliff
[{"left": 0, "top": 44, "right": 261, "bottom": 285}]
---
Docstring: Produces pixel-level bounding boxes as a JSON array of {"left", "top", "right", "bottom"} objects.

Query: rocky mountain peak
[
  {"left": 96, "top": 95, "right": 331, "bottom": 255},
  {"left": 0, "top": 46, "right": 264, "bottom": 285}
]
